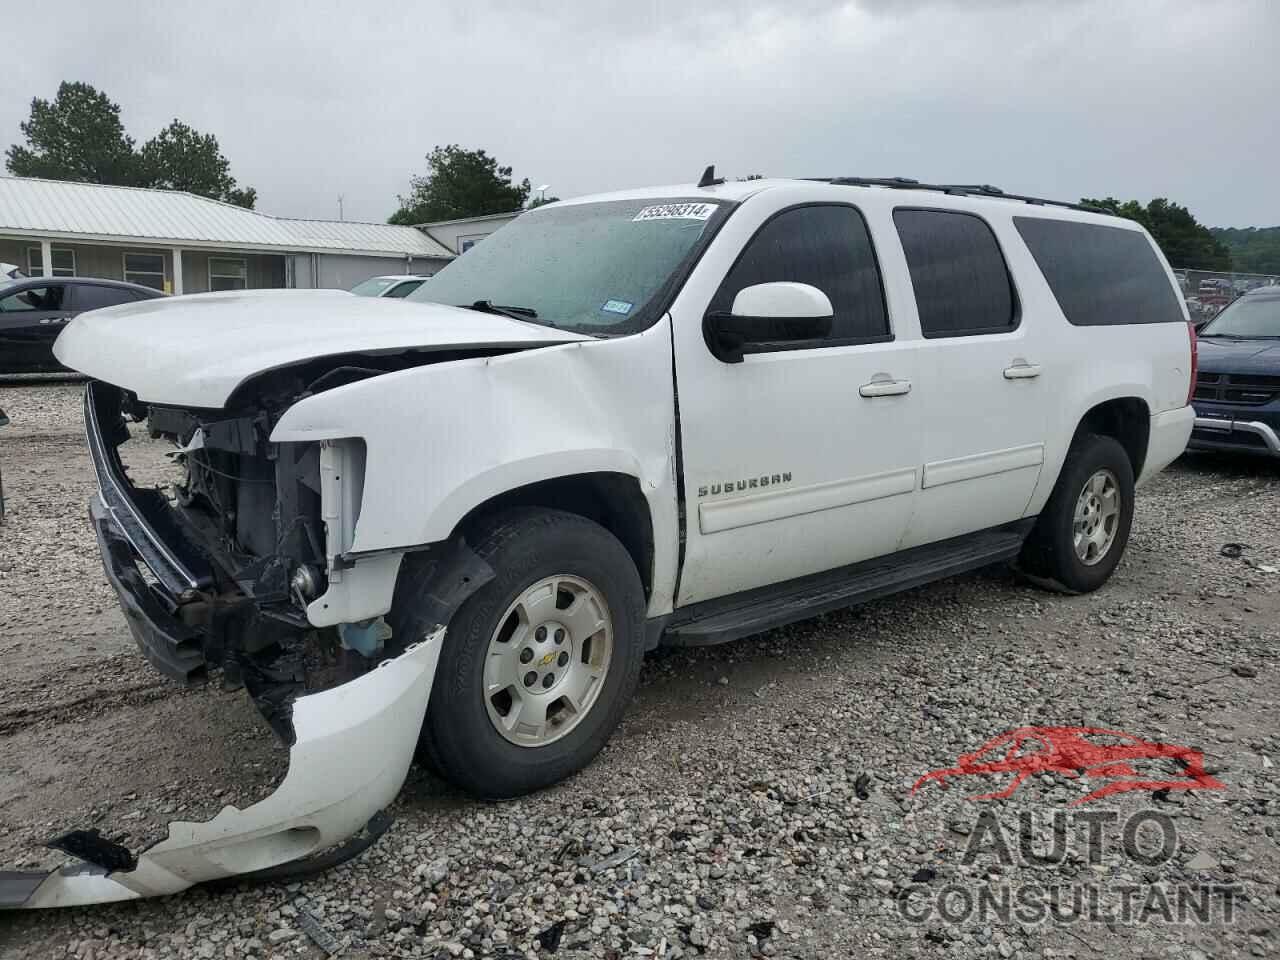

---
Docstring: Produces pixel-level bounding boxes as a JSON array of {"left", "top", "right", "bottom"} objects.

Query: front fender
[{"left": 270, "top": 320, "right": 680, "bottom": 613}]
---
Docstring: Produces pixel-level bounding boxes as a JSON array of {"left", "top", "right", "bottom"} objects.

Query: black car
[
  {"left": 0, "top": 276, "right": 164, "bottom": 374},
  {"left": 1188, "top": 285, "right": 1280, "bottom": 458}
]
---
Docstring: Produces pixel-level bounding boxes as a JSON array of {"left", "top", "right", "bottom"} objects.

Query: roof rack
[{"left": 813, "top": 177, "right": 1108, "bottom": 215}]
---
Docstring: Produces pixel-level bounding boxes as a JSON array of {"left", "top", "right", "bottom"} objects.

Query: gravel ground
[{"left": 0, "top": 382, "right": 1277, "bottom": 960}]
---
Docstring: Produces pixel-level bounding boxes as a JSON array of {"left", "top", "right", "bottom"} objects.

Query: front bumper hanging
[{"left": 0, "top": 628, "right": 442, "bottom": 909}]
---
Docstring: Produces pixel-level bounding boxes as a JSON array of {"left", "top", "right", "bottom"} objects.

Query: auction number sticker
[{"left": 633, "top": 203, "right": 717, "bottom": 222}]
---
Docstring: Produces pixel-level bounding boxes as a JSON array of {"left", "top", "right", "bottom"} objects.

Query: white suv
[{"left": 22, "top": 174, "right": 1195, "bottom": 906}]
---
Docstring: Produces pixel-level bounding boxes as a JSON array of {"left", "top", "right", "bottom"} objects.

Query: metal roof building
[{"left": 0, "top": 176, "right": 453, "bottom": 294}]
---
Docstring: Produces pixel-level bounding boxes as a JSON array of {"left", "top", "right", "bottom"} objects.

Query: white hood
[{"left": 53, "top": 289, "right": 588, "bottom": 408}]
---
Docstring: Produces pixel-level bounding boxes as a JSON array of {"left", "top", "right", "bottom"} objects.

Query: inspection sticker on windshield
[
  {"left": 633, "top": 203, "right": 716, "bottom": 222},
  {"left": 602, "top": 299, "right": 633, "bottom": 315}
]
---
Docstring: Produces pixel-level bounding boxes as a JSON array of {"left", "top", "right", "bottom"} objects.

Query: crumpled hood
[
  {"left": 53, "top": 289, "right": 588, "bottom": 407},
  {"left": 1196, "top": 336, "right": 1280, "bottom": 375}
]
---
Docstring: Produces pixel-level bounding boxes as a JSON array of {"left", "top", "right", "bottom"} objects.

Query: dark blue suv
[{"left": 1189, "top": 286, "right": 1280, "bottom": 458}]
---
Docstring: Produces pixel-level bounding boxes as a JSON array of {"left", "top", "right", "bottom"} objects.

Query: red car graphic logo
[{"left": 912, "top": 726, "right": 1225, "bottom": 806}]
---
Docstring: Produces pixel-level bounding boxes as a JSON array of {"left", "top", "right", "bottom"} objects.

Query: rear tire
[
  {"left": 400, "top": 508, "right": 645, "bottom": 798},
  {"left": 1018, "top": 433, "right": 1135, "bottom": 594}
]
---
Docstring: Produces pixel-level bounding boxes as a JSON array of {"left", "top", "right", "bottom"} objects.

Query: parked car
[
  {"left": 1188, "top": 285, "right": 1280, "bottom": 457},
  {"left": 13, "top": 175, "right": 1195, "bottom": 907},
  {"left": 1, "top": 262, "right": 23, "bottom": 280},
  {"left": 349, "top": 275, "right": 431, "bottom": 298},
  {"left": 0, "top": 276, "right": 164, "bottom": 373}
]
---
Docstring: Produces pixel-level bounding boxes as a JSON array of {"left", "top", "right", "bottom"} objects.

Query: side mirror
[{"left": 703, "top": 282, "right": 834, "bottom": 364}]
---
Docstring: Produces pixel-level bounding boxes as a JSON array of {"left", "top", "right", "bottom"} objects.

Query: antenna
[
  {"left": 697, "top": 165, "right": 724, "bottom": 189},
  {"left": 338, "top": 195, "right": 345, "bottom": 221}
]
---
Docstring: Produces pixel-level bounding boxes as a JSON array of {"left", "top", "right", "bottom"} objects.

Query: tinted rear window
[
  {"left": 1013, "top": 218, "right": 1183, "bottom": 326},
  {"left": 894, "top": 209, "right": 1017, "bottom": 337},
  {"left": 71, "top": 285, "right": 137, "bottom": 311}
]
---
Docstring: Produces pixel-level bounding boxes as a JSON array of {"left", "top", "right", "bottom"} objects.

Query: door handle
[
  {"left": 1003, "top": 362, "right": 1042, "bottom": 380},
  {"left": 859, "top": 378, "right": 912, "bottom": 398}
]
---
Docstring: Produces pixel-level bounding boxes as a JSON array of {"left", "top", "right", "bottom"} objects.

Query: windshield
[
  {"left": 408, "top": 198, "right": 730, "bottom": 334},
  {"left": 1200, "top": 294, "right": 1280, "bottom": 338},
  {"left": 349, "top": 277, "right": 402, "bottom": 296}
]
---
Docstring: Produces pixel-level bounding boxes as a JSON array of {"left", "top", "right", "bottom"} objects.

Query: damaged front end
[
  {"left": 87, "top": 378, "right": 396, "bottom": 740},
  {"left": 0, "top": 378, "right": 445, "bottom": 909}
]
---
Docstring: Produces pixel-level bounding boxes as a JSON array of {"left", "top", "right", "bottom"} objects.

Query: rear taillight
[{"left": 1186, "top": 320, "right": 1198, "bottom": 405}]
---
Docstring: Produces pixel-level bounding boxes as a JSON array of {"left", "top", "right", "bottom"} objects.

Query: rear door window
[
  {"left": 893, "top": 209, "right": 1018, "bottom": 337},
  {"left": 1013, "top": 218, "right": 1184, "bottom": 326},
  {"left": 709, "top": 204, "right": 890, "bottom": 346},
  {"left": 69, "top": 285, "right": 137, "bottom": 311}
]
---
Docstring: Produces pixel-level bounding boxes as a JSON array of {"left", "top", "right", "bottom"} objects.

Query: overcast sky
[{"left": 4, "top": 0, "right": 1277, "bottom": 227}]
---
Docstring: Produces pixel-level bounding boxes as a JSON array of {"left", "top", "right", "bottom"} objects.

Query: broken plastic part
[
  {"left": 0, "top": 629, "right": 444, "bottom": 909},
  {"left": 338, "top": 616, "right": 393, "bottom": 657}
]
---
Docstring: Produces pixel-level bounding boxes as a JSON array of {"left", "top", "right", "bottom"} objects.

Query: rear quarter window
[{"left": 1013, "top": 217, "right": 1183, "bottom": 326}]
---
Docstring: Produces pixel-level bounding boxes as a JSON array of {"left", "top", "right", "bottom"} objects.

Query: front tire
[
  {"left": 1018, "top": 433, "right": 1135, "bottom": 594},
  {"left": 402, "top": 508, "right": 645, "bottom": 798}
]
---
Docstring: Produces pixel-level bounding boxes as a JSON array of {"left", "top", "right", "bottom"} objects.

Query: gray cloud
[{"left": 2, "top": 0, "right": 1276, "bottom": 226}]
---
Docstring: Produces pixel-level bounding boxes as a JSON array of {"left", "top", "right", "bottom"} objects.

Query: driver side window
[
  {"left": 709, "top": 204, "right": 890, "bottom": 347},
  {"left": 0, "top": 286, "right": 65, "bottom": 312}
]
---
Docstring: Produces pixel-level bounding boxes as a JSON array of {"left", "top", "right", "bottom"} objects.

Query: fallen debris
[
  {"left": 534, "top": 919, "right": 566, "bottom": 953},
  {"left": 590, "top": 846, "right": 640, "bottom": 875},
  {"left": 295, "top": 900, "right": 343, "bottom": 957}
]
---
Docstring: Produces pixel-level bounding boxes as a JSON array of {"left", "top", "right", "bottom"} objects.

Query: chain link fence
[{"left": 1174, "top": 268, "right": 1280, "bottom": 319}]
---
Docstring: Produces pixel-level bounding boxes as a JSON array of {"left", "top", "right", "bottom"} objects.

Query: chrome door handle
[
  {"left": 1003, "top": 363, "right": 1042, "bottom": 380},
  {"left": 859, "top": 378, "right": 912, "bottom": 398}
]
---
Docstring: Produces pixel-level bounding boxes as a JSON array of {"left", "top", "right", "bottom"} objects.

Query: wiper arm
[{"left": 463, "top": 300, "right": 553, "bottom": 326}]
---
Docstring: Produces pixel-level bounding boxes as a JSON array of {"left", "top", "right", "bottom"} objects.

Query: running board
[{"left": 664, "top": 522, "right": 1033, "bottom": 647}]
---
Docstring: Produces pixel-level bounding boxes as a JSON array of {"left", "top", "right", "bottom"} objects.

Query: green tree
[
  {"left": 5, "top": 81, "right": 138, "bottom": 184},
  {"left": 139, "top": 120, "right": 256, "bottom": 208},
  {"left": 6, "top": 83, "right": 257, "bottom": 208},
  {"left": 389, "top": 145, "right": 530, "bottom": 224},
  {"left": 1081, "top": 196, "right": 1232, "bottom": 271},
  {"left": 1211, "top": 227, "right": 1280, "bottom": 275}
]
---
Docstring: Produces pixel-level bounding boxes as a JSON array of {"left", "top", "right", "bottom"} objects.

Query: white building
[
  {"left": 0, "top": 176, "right": 454, "bottom": 294},
  {"left": 419, "top": 211, "right": 522, "bottom": 255}
]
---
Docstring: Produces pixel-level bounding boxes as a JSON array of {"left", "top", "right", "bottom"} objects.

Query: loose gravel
[{"left": 0, "top": 382, "right": 1277, "bottom": 959}]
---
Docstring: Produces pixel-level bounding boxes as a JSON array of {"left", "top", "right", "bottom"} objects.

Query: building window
[
  {"left": 209, "top": 257, "right": 248, "bottom": 291},
  {"left": 123, "top": 252, "right": 166, "bottom": 290},
  {"left": 27, "top": 246, "right": 76, "bottom": 277}
]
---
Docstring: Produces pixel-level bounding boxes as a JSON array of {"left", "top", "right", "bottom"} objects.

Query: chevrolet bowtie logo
[{"left": 540, "top": 652, "right": 556, "bottom": 666}]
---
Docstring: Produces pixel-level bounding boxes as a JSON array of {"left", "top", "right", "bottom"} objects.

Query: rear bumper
[
  {"left": 1137, "top": 405, "right": 1195, "bottom": 485},
  {"left": 0, "top": 629, "right": 443, "bottom": 909}
]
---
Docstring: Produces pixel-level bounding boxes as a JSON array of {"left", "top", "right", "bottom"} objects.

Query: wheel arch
[
  {"left": 1074, "top": 396, "right": 1151, "bottom": 477},
  {"left": 453, "top": 472, "right": 656, "bottom": 602}
]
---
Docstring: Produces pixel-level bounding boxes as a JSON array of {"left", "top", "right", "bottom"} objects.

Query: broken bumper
[
  {"left": 90, "top": 493, "right": 209, "bottom": 682},
  {"left": 0, "top": 629, "right": 443, "bottom": 909}
]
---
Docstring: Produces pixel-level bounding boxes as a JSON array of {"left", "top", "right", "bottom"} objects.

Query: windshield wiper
[{"left": 463, "top": 300, "right": 554, "bottom": 326}]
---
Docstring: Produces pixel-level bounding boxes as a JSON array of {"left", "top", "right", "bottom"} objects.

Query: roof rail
[{"left": 811, "top": 177, "right": 1109, "bottom": 215}]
